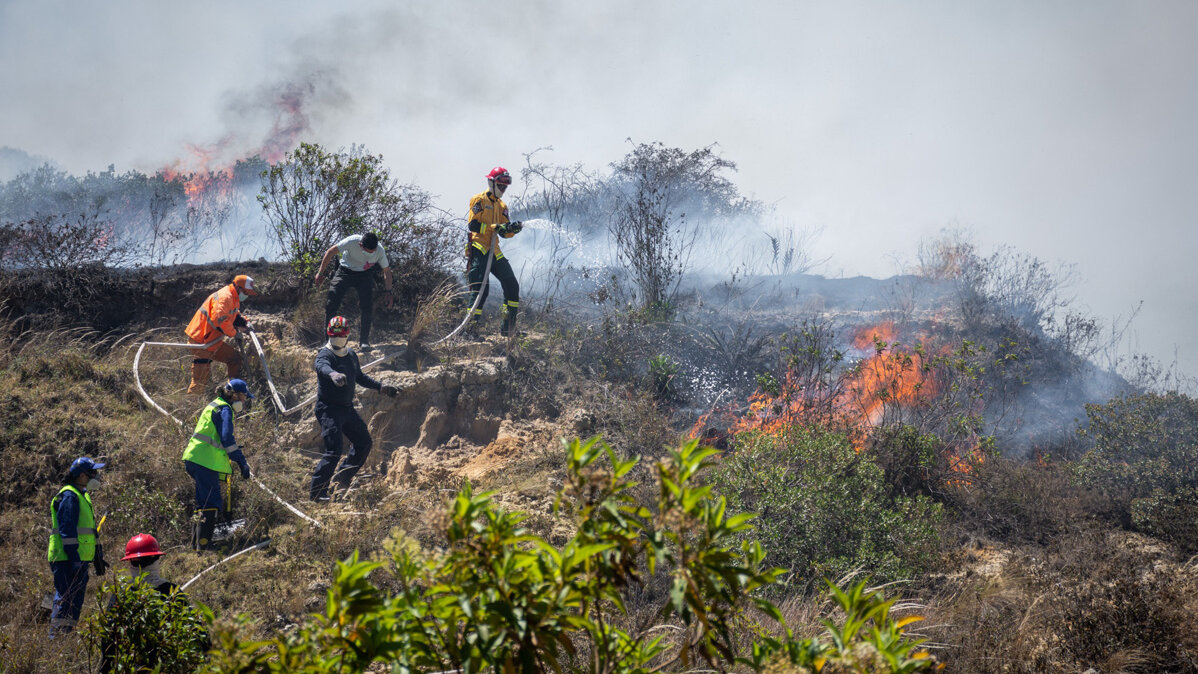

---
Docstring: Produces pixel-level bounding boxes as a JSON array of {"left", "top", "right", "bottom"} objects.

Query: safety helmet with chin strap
[{"left": 486, "top": 167, "right": 512, "bottom": 197}]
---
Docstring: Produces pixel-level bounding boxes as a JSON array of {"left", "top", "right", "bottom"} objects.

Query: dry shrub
[
  {"left": 948, "top": 456, "right": 1115, "bottom": 544},
  {"left": 929, "top": 528, "right": 1198, "bottom": 673}
]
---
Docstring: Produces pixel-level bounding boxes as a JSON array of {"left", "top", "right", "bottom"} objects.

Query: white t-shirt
[{"left": 336, "top": 235, "right": 389, "bottom": 272}]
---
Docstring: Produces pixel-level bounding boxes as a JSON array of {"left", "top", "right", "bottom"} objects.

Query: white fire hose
[{"left": 432, "top": 234, "right": 496, "bottom": 345}]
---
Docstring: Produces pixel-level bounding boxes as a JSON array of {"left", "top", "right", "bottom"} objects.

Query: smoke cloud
[{"left": 2, "top": 0, "right": 1197, "bottom": 376}]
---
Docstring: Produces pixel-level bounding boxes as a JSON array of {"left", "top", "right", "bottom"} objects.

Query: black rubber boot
[
  {"left": 500, "top": 306, "right": 518, "bottom": 338},
  {"left": 192, "top": 508, "right": 219, "bottom": 551}
]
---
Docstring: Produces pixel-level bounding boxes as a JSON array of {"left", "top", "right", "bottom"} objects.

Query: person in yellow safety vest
[
  {"left": 465, "top": 167, "right": 524, "bottom": 338},
  {"left": 184, "top": 274, "right": 258, "bottom": 394},
  {"left": 182, "top": 379, "right": 254, "bottom": 550},
  {"left": 48, "top": 456, "right": 107, "bottom": 637}
]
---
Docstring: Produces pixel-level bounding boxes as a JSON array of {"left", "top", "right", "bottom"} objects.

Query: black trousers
[
  {"left": 325, "top": 268, "right": 375, "bottom": 342},
  {"left": 310, "top": 402, "right": 373, "bottom": 499},
  {"left": 467, "top": 253, "right": 519, "bottom": 314}
]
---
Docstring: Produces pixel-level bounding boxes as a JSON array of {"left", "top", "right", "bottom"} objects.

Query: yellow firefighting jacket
[{"left": 465, "top": 191, "right": 514, "bottom": 260}]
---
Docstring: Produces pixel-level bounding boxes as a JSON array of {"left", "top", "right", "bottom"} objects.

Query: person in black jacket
[{"left": 309, "top": 316, "right": 398, "bottom": 502}]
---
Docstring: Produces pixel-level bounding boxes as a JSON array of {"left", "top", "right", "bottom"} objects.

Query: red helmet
[
  {"left": 122, "top": 533, "right": 164, "bottom": 561},
  {"left": 327, "top": 315, "right": 350, "bottom": 337},
  {"left": 485, "top": 166, "right": 512, "bottom": 184}
]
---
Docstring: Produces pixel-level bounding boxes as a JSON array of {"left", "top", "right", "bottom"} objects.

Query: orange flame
[
  {"left": 158, "top": 84, "right": 311, "bottom": 206},
  {"left": 725, "top": 320, "right": 989, "bottom": 484},
  {"left": 160, "top": 143, "right": 234, "bottom": 206},
  {"left": 731, "top": 322, "right": 940, "bottom": 448}
]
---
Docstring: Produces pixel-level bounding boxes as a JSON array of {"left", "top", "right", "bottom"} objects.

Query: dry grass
[
  {"left": 6, "top": 273, "right": 1198, "bottom": 673},
  {"left": 0, "top": 326, "right": 460, "bottom": 673},
  {"left": 409, "top": 279, "right": 466, "bottom": 346}
]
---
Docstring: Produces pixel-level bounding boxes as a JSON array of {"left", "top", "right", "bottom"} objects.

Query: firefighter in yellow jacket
[
  {"left": 184, "top": 275, "right": 257, "bottom": 393},
  {"left": 466, "top": 167, "right": 524, "bottom": 337}
]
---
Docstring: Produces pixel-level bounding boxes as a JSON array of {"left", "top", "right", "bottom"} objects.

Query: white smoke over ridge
[{"left": 2, "top": 1, "right": 1197, "bottom": 375}]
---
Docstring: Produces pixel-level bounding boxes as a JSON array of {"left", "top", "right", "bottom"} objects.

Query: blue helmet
[
  {"left": 68, "top": 456, "right": 106, "bottom": 478},
  {"left": 226, "top": 379, "right": 256, "bottom": 399}
]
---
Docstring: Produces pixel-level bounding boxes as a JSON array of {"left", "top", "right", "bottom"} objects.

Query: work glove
[
  {"left": 330, "top": 371, "right": 347, "bottom": 387},
  {"left": 240, "top": 462, "right": 251, "bottom": 479},
  {"left": 222, "top": 335, "right": 236, "bottom": 345},
  {"left": 508, "top": 220, "right": 523, "bottom": 234},
  {"left": 381, "top": 385, "right": 399, "bottom": 398},
  {"left": 93, "top": 546, "right": 108, "bottom": 576}
]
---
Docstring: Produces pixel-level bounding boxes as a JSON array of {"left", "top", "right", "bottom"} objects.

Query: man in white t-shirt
[{"left": 313, "top": 232, "right": 394, "bottom": 350}]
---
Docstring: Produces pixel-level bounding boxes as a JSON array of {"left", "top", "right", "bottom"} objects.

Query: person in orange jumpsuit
[{"left": 184, "top": 274, "right": 257, "bottom": 394}]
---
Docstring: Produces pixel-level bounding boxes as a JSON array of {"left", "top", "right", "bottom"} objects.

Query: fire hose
[{"left": 431, "top": 234, "right": 496, "bottom": 345}]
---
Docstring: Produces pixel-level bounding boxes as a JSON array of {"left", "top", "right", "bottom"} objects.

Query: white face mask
[
  {"left": 238, "top": 291, "right": 248, "bottom": 302},
  {"left": 232, "top": 400, "right": 245, "bottom": 413},
  {"left": 329, "top": 337, "right": 349, "bottom": 355},
  {"left": 86, "top": 477, "right": 101, "bottom": 492}
]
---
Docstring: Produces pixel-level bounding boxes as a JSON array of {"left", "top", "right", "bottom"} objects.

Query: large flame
[
  {"left": 725, "top": 321, "right": 985, "bottom": 483},
  {"left": 161, "top": 143, "right": 234, "bottom": 204},
  {"left": 731, "top": 321, "right": 937, "bottom": 444}
]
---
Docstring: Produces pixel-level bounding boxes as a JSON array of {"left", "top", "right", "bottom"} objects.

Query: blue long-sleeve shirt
[
  {"left": 212, "top": 404, "right": 249, "bottom": 473},
  {"left": 53, "top": 487, "right": 84, "bottom": 562},
  {"left": 314, "top": 347, "right": 381, "bottom": 408}
]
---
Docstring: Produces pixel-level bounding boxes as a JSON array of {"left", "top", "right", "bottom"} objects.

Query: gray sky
[{"left": 3, "top": 0, "right": 1197, "bottom": 377}]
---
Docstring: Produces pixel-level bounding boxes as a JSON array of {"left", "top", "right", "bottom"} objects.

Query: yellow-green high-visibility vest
[
  {"left": 47, "top": 485, "right": 96, "bottom": 562},
  {"left": 182, "top": 398, "right": 233, "bottom": 474}
]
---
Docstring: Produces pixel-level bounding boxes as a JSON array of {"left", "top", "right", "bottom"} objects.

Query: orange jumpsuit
[{"left": 185, "top": 284, "right": 244, "bottom": 393}]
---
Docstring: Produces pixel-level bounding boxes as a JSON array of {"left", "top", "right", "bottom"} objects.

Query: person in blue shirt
[
  {"left": 47, "top": 456, "right": 107, "bottom": 636},
  {"left": 309, "top": 316, "right": 398, "bottom": 502}
]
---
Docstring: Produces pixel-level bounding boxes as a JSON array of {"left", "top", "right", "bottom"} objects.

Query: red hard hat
[
  {"left": 327, "top": 315, "right": 350, "bottom": 337},
  {"left": 485, "top": 167, "right": 512, "bottom": 185},
  {"left": 122, "top": 533, "right": 164, "bottom": 561}
]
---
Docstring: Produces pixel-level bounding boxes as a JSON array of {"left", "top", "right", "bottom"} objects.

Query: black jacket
[{"left": 314, "top": 347, "right": 381, "bottom": 407}]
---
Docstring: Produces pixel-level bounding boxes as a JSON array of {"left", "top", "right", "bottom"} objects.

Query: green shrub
[
  {"left": 647, "top": 352, "right": 679, "bottom": 400},
  {"left": 1075, "top": 392, "right": 1198, "bottom": 524},
  {"left": 83, "top": 575, "right": 211, "bottom": 673},
  {"left": 712, "top": 426, "right": 942, "bottom": 585},
  {"left": 206, "top": 437, "right": 936, "bottom": 673}
]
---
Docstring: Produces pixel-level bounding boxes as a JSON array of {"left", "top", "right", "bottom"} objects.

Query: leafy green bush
[
  {"left": 712, "top": 426, "right": 942, "bottom": 584},
  {"left": 206, "top": 437, "right": 936, "bottom": 673},
  {"left": 1075, "top": 392, "right": 1198, "bottom": 525},
  {"left": 258, "top": 143, "right": 453, "bottom": 279},
  {"left": 83, "top": 575, "right": 211, "bottom": 673}
]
